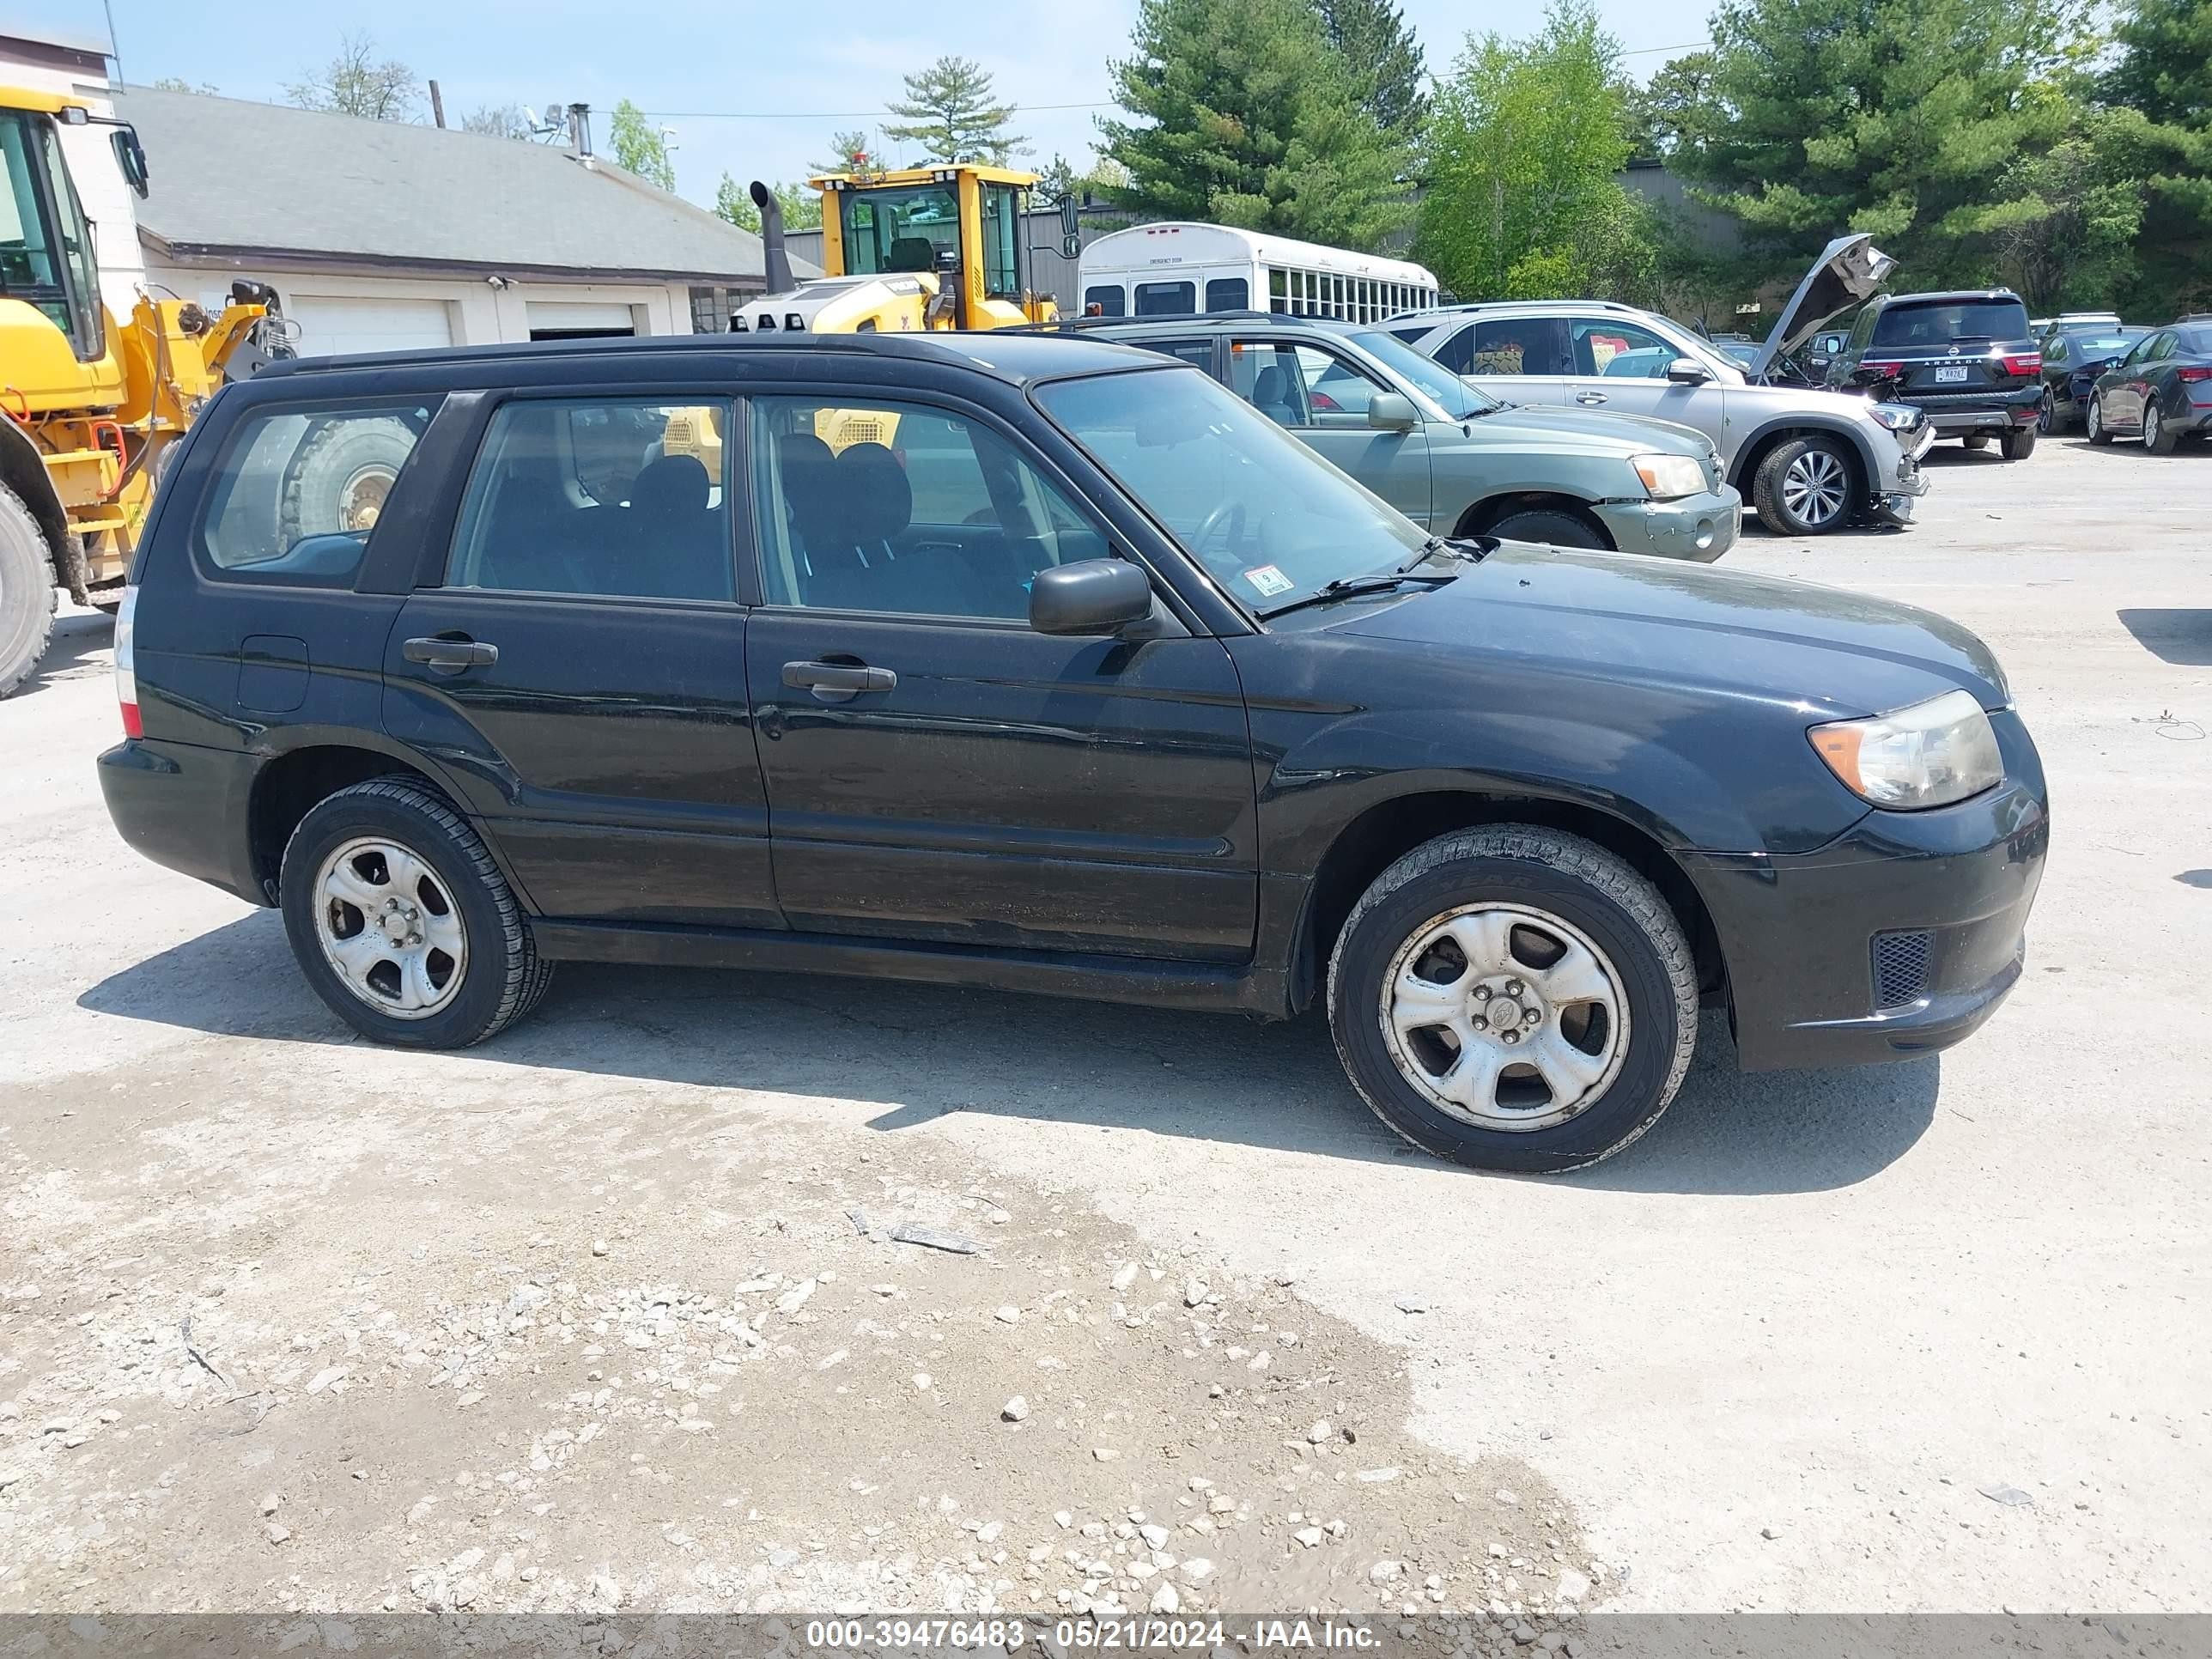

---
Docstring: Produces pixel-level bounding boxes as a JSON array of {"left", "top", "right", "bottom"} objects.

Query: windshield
[
  {"left": 1872, "top": 299, "right": 2032, "bottom": 346},
  {"left": 1034, "top": 367, "right": 1431, "bottom": 615},
  {"left": 0, "top": 111, "right": 102, "bottom": 360},
  {"left": 841, "top": 184, "right": 958, "bottom": 275},
  {"left": 1348, "top": 328, "right": 1499, "bottom": 418}
]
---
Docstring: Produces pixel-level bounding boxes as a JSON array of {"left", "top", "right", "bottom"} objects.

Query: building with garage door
[{"left": 111, "top": 86, "right": 806, "bottom": 355}]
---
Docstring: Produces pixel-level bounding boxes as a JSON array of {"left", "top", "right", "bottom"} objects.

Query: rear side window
[
  {"left": 1870, "top": 299, "right": 2032, "bottom": 346},
  {"left": 198, "top": 402, "right": 433, "bottom": 586},
  {"left": 446, "top": 398, "right": 734, "bottom": 602},
  {"left": 1448, "top": 317, "right": 1570, "bottom": 376},
  {"left": 1133, "top": 337, "right": 1215, "bottom": 372}
]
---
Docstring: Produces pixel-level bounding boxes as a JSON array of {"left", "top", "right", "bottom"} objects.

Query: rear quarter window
[{"left": 196, "top": 401, "right": 434, "bottom": 586}]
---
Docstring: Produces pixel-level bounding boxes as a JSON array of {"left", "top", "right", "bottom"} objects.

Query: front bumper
[
  {"left": 1684, "top": 709, "right": 2049, "bottom": 1073},
  {"left": 1591, "top": 485, "right": 1742, "bottom": 562}
]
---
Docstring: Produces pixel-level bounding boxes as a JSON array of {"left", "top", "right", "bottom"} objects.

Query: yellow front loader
[{"left": 0, "top": 87, "right": 290, "bottom": 697}]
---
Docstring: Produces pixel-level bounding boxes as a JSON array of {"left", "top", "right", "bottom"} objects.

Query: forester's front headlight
[
  {"left": 1808, "top": 689, "right": 2002, "bottom": 810},
  {"left": 1865, "top": 402, "right": 1923, "bottom": 432},
  {"left": 1633, "top": 453, "right": 1707, "bottom": 500}
]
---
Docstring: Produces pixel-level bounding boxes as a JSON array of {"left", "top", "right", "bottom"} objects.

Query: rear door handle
[
  {"left": 782, "top": 659, "right": 896, "bottom": 703},
  {"left": 1574, "top": 392, "right": 1607, "bottom": 405},
  {"left": 403, "top": 635, "right": 499, "bottom": 669}
]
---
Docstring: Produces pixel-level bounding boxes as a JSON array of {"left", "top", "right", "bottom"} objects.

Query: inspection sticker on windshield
[{"left": 1243, "top": 564, "right": 1295, "bottom": 598}]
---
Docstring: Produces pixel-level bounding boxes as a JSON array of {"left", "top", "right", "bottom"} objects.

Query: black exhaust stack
[{"left": 750, "top": 180, "right": 793, "bottom": 295}]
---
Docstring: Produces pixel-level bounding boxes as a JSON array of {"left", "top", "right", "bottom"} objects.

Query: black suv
[
  {"left": 100, "top": 332, "right": 2048, "bottom": 1173},
  {"left": 1826, "top": 289, "right": 2045, "bottom": 459}
]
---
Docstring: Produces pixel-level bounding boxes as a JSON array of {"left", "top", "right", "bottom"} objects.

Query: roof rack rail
[{"left": 255, "top": 328, "right": 926, "bottom": 377}]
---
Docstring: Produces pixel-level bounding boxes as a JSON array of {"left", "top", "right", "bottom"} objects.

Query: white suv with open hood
[{"left": 1385, "top": 235, "right": 1934, "bottom": 537}]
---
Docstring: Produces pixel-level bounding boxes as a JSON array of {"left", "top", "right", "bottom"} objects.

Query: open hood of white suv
[{"left": 1749, "top": 234, "right": 1897, "bottom": 380}]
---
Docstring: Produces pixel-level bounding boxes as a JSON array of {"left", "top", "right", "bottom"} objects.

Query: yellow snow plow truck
[
  {"left": 0, "top": 87, "right": 289, "bottom": 697},
  {"left": 732, "top": 163, "right": 1065, "bottom": 337}
]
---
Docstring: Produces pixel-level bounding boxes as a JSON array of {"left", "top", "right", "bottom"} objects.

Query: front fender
[{"left": 1727, "top": 410, "right": 1890, "bottom": 496}]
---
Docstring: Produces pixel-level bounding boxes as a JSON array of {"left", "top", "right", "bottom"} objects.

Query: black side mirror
[
  {"left": 1060, "top": 195, "right": 1080, "bottom": 238},
  {"left": 112, "top": 128, "right": 149, "bottom": 198},
  {"left": 1030, "top": 558, "right": 1152, "bottom": 635}
]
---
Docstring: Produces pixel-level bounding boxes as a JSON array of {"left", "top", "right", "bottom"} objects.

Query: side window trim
[
  {"left": 742, "top": 385, "right": 1139, "bottom": 628},
  {"left": 438, "top": 391, "right": 740, "bottom": 605}
]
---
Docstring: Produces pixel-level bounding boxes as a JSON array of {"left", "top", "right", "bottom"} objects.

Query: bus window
[
  {"left": 1206, "top": 277, "right": 1249, "bottom": 312},
  {"left": 1268, "top": 268, "right": 1287, "bottom": 313},
  {"left": 1084, "top": 284, "right": 1127, "bottom": 317},
  {"left": 1135, "top": 279, "right": 1196, "bottom": 316}
]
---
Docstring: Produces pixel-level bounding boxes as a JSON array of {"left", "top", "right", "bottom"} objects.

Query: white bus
[{"left": 1077, "top": 222, "right": 1439, "bottom": 325}]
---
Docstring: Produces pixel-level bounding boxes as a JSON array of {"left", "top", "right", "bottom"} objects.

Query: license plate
[{"left": 1934, "top": 365, "right": 1969, "bottom": 383}]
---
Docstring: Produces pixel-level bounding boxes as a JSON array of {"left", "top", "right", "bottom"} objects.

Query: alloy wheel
[
  {"left": 1782, "top": 448, "right": 1848, "bottom": 528},
  {"left": 313, "top": 836, "right": 468, "bottom": 1019},
  {"left": 2038, "top": 388, "right": 2054, "bottom": 434},
  {"left": 2144, "top": 405, "right": 2161, "bottom": 450},
  {"left": 1378, "top": 902, "right": 1629, "bottom": 1132}
]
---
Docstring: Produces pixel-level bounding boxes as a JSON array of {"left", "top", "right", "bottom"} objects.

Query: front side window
[
  {"left": 1084, "top": 283, "right": 1126, "bottom": 318},
  {"left": 750, "top": 396, "right": 1109, "bottom": 619},
  {"left": 1292, "top": 345, "right": 1387, "bottom": 423},
  {"left": 1136, "top": 279, "right": 1196, "bottom": 316},
  {"left": 841, "top": 184, "right": 959, "bottom": 275},
  {"left": 1036, "top": 366, "right": 1429, "bottom": 616},
  {"left": 981, "top": 182, "right": 1022, "bottom": 298},
  {"left": 199, "top": 402, "right": 434, "bottom": 585},
  {"left": 1349, "top": 328, "right": 1498, "bottom": 418},
  {"left": 447, "top": 400, "right": 732, "bottom": 602},
  {"left": 1571, "top": 316, "right": 1679, "bottom": 379}
]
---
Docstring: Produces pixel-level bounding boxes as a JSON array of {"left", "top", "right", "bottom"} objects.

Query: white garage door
[{"left": 288, "top": 295, "right": 455, "bottom": 358}]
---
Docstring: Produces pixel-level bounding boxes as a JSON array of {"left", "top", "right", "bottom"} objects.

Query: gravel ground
[{"left": 0, "top": 428, "right": 2207, "bottom": 1619}]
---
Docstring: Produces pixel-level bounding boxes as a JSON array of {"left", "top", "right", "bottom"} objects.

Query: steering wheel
[{"left": 1189, "top": 501, "right": 1245, "bottom": 556}]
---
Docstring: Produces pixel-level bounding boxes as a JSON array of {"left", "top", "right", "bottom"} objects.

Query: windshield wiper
[
  {"left": 1395, "top": 534, "right": 1492, "bottom": 574},
  {"left": 1260, "top": 568, "right": 1457, "bottom": 620}
]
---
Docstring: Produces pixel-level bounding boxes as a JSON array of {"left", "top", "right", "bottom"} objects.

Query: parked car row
[
  {"left": 2082, "top": 318, "right": 2212, "bottom": 453},
  {"left": 98, "top": 327, "right": 2049, "bottom": 1174}
]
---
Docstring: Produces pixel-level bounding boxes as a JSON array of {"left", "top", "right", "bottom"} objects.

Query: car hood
[
  {"left": 1468, "top": 402, "right": 1713, "bottom": 458},
  {"left": 1750, "top": 233, "right": 1898, "bottom": 379},
  {"left": 1334, "top": 543, "right": 2007, "bottom": 718}
]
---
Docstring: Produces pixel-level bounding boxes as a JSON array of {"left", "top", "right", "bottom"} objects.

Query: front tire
[
  {"left": 1483, "top": 507, "right": 1607, "bottom": 550},
  {"left": 280, "top": 777, "right": 553, "bottom": 1048},
  {"left": 2000, "top": 425, "right": 2037, "bottom": 461},
  {"left": 1327, "top": 827, "right": 1698, "bottom": 1174},
  {"left": 1751, "top": 435, "right": 1855, "bottom": 536},
  {"left": 2144, "top": 402, "right": 2179, "bottom": 455},
  {"left": 0, "top": 483, "right": 57, "bottom": 700},
  {"left": 2087, "top": 395, "right": 2114, "bottom": 446}
]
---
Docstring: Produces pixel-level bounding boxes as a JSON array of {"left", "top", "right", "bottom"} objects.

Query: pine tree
[
  {"left": 1314, "top": 0, "right": 1429, "bottom": 137},
  {"left": 811, "top": 130, "right": 879, "bottom": 178},
  {"left": 2101, "top": 0, "right": 2212, "bottom": 310},
  {"left": 883, "top": 57, "right": 1026, "bottom": 163},
  {"left": 608, "top": 99, "right": 676, "bottom": 192},
  {"left": 1099, "top": 0, "right": 1413, "bottom": 248}
]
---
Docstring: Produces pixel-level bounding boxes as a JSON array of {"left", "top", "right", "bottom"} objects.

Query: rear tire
[
  {"left": 2000, "top": 426, "right": 2037, "bottom": 461},
  {"left": 280, "top": 777, "right": 552, "bottom": 1048},
  {"left": 1751, "top": 435, "right": 1856, "bottom": 536},
  {"left": 1482, "top": 507, "right": 1607, "bottom": 550},
  {"left": 2087, "top": 395, "right": 2115, "bottom": 446},
  {"left": 0, "top": 483, "right": 57, "bottom": 700},
  {"left": 2037, "top": 389, "right": 2060, "bottom": 434},
  {"left": 2144, "top": 402, "right": 2179, "bottom": 456},
  {"left": 1327, "top": 827, "right": 1698, "bottom": 1174}
]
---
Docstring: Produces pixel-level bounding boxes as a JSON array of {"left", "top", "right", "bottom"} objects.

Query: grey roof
[{"left": 114, "top": 87, "right": 817, "bottom": 286}]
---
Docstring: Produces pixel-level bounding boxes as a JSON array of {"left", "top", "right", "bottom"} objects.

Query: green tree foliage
[
  {"left": 2104, "top": 0, "right": 2212, "bottom": 126},
  {"left": 1675, "top": 0, "right": 2079, "bottom": 286},
  {"left": 883, "top": 57, "right": 1026, "bottom": 163},
  {"left": 1099, "top": 0, "right": 1413, "bottom": 248},
  {"left": 713, "top": 174, "right": 822, "bottom": 233},
  {"left": 1989, "top": 105, "right": 2148, "bottom": 311},
  {"left": 1624, "top": 51, "right": 1718, "bottom": 161},
  {"left": 1313, "top": 0, "right": 1430, "bottom": 137},
  {"left": 811, "top": 130, "right": 880, "bottom": 178},
  {"left": 283, "top": 31, "right": 419, "bottom": 121},
  {"left": 1415, "top": 3, "right": 1650, "bottom": 299},
  {"left": 150, "top": 76, "right": 220, "bottom": 96},
  {"left": 609, "top": 100, "right": 676, "bottom": 191},
  {"left": 2102, "top": 0, "right": 2212, "bottom": 310}
]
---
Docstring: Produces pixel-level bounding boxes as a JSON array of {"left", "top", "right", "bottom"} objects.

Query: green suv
[{"left": 1079, "top": 314, "right": 1741, "bottom": 562}]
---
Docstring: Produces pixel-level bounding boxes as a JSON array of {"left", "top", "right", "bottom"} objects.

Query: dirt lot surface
[{"left": 1, "top": 432, "right": 2207, "bottom": 1620}]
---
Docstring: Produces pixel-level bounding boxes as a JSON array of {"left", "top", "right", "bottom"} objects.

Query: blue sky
[{"left": 8, "top": 0, "right": 1714, "bottom": 211}]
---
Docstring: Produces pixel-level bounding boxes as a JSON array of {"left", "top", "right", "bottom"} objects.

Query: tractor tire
[
  {"left": 280, "top": 414, "right": 418, "bottom": 544},
  {"left": 0, "top": 483, "right": 57, "bottom": 700}
]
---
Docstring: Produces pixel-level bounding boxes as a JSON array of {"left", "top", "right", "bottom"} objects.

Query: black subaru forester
[{"left": 100, "top": 331, "right": 2048, "bottom": 1174}]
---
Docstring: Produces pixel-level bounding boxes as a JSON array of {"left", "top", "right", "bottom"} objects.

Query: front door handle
[
  {"left": 403, "top": 635, "right": 499, "bottom": 670},
  {"left": 1574, "top": 391, "right": 1608, "bottom": 405},
  {"left": 782, "top": 659, "right": 896, "bottom": 703}
]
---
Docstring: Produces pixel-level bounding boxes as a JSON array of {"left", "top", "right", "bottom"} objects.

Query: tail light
[
  {"left": 2000, "top": 352, "right": 2042, "bottom": 376},
  {"left": 2179, "top": 365, "right": 2212, "bottom": 384},
  {"left": 113, "top": 585, "right": 141, "bottom": 738},
  {"left": 1859, "top": 359, "right": 1905, "bottom": 378}
]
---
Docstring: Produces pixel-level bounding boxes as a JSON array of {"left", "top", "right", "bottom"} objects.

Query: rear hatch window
[{"left": 1872, "top": 300, "right": 2032, "bottom": 348}]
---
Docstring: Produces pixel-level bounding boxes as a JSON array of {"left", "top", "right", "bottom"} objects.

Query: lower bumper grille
[{"left": 1873, "top": 930, "right": 1934, "bottom": 1010}]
